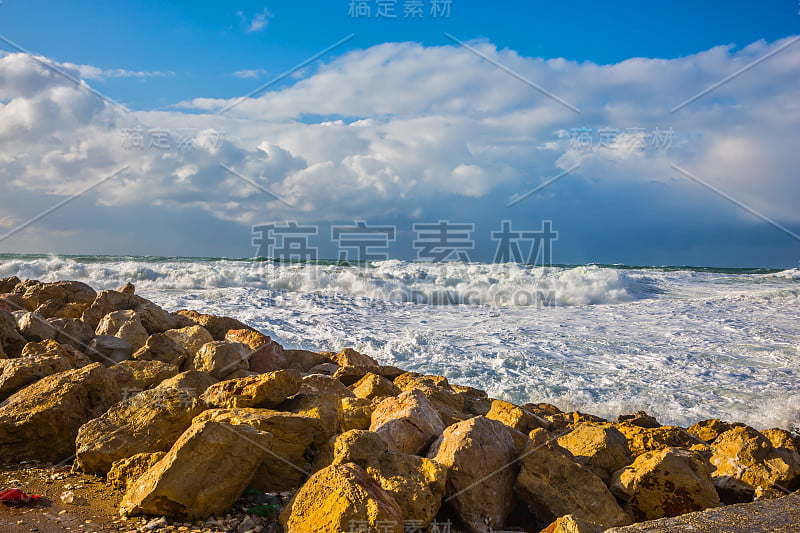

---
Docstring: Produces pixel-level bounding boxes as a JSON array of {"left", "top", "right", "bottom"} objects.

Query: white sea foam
[{"left": 2, "top": 255, "right": 798, "bottom": 430}]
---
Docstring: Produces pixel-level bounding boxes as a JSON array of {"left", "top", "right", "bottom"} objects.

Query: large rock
[
  {"left": 200, "top": 369, "right": 301, "bottom": 409},
  {"left": 370, "top": 389, "right": 444, "bottom": 455},
  {"left": 557, "top": 423, "right": 632, "bottom": 483},
  {"left": 75, "top": 386, "right": 207, "bottom": 474},
  {"left": 300, "top": 373, "right": 355, "bottom": 398},
  {"left": 108, "top": 452, "right": 166, "bottom": 489},
  {"left": 687, "top": 419, "right": 744, "bottom": 444},
  {"left": 15, "top": 280, "right": 96, "bottom": 318},
  {"left": 328, "top": 347, "right": 380, "bottom": 368},
  {"left": 163, "top": 325, "right": 214, "bottom": 357},
  {"left": 49, "top": 318, "right": 95, "bottom": 350},
  {"left": 108, "top": 360, "right": 180, "bottom": 391},
  {"left": 0, "top": 363, "right": 120, "bottom": 462},
  {"left": 21, "top": 339, "right": 90, "bottom": 368},
  {"left": 156, "top": 370, "right": 218, "bottom": 395},
  {"left": 131, "top": 332, "right": 191, "bottom": 367},
  {"left": 486, "top": 399, "right": 550, "bottom": 433},
  {"left": 134, "top": 302, "right": 174, "bottom": 334},
  {"left": 81, "top": 289, "right": 148, "bottom": 329},
  {"left": 610, "top": 447, "right": 720, "bottom": 522},
  {"left": 284, "top": 349, "right": 329, "bottom": 371},
  {"left": 120, "top": 420, "right": 271, "bottom": 518},
  {"left": 393, "top": 372, "right": 469, "bottom": 426},
  {"left": 514, "top": 429, "right": 631, "bottom": 528},
  {"left": 547, "top": 411, "right": 609, "bottom": 432},
  {"left": 341, "top": 396, "right": 376, "bottom": 432},
  {"left": 225, "top": 329, "right": 288, "bottom": 373},
  {"left": 280, "top": 392, "right": 345, "bottom": 441},
  {"left": 333, "top": 364, "right": 406, "bottom": 386},
  {"left": 351, "top": 372, "right": 401, "bottom": 400},
  {"left": 428, "top": 416, "right": 517, "bottom": 533},
  {"left": 616, "top": 423, "right": 702, "bottom": 457},
  {"left": 0, "top": 276, "right": 20, "bottom": 293},
  {"left": 0, "top": 353, "right": 74, "bottom": 400},
  {"left": 0, "top": 309, "right": 27, "bottom": 356},
  {"left": 195, "top": 408, "right": 321, "bottom": 492},
  {"left": 542, "top": 515, "right": 605, "bottom": 533},
  {"left": 708, "top": 425, "right": 800, "bottom": 500},
  {"left": 15, "top": 312, "right": 55, "bottom": 342},
  {"left": 279, "top": 462, "right": 403, "bottom": 533},
  {"left": 96, "top": 310, "right": 149, "bottom": 351},
  {"left": 86, "top": 335, "right": 133, "bottom": 365},
  {"left": 761, "top": 428, "right": 800, "bottom": 455},
  {"left": 176, "top": 310, "right": 251, "bottom": 340},
  {"left": 190, "top": 341, "right": 250, "bottom": 379},
  {"left": 332, "top": 430, "right": 447, "bottom": 528}
]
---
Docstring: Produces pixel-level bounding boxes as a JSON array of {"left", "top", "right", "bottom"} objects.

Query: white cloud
[
  {"left": 232, "top": 68, "right": 269, "bottom": 80},
  {"left": 238, "top": 8, "right": 273, "bottom": 33}
]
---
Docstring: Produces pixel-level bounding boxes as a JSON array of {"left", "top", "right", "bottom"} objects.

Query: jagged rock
[
  {"left": 75, "top": 385, "right": 207, "bottom": 475},
  {"left": 428, "top": 416, "right": 516, "bottom": 533},
  {"left": 351, "top": 372, "right": 401, "bottom": 400},
  {"left": 393, "top": 373, "right": 469, "bottom": 426},
  {"left": 108, "top": 452, "right": 166, "bottom": 489},
  {"left": 15, "top": 280, "right": 96, "bottom": 317},
  {"left": 0, "top": 363, "right": 120, "bottom": 462},
  {"left": 225, "top": 329, "right": 288, "bottom": 373},
  {"left": 464, "top": 397, "right": 493, "bottom": 416},
  {"left": 163, "top": 325, "right": 215, "bottom": 358},
  {"left": 541, "top": 515, "right": 605, "bottom": 533},
  {"left": 546, "top": 411, "right": 609, "bottom": 432},
  {"left": 156, "top": 370, "right": 218, "bottom": 395},
  {"left": 48, "top": 318, "right": 95, "bottom": 350},
  {"left": 616, "top": 411, "right": 661, "bottom": 428},
  {"left": 301, "top": 373, "right": 356, "bottom": 398},
  {"left": 108, "top": 360, "right": 180, "bottom": 391},
  {"left": 371, "top": 389, "right": 444, "bottom": 455},
  {"left": 120, "top": 420, "right": 272, "bottom": 518},
  {"left": 334, "top": 365, "right": 406, "bottom": 386},
  {"left": 176, "top": 310, "right": 252, "bottom": 340},
  {"left": 284, "top": 349, "right": 329, "bottom": 371},
  {"left": 118, "top": 282, "right": 136, "bottom": 295},
  {"left": 329, "top": 347, "right": 379, "bottom": 368},
  {"left": 514, "top": 429, "right": 631, "bottom": 528},
  {"left": 0, "top": 276, "right": 20, "bottom": 293},
  {"left": 86, "top": 335, "right": 133, "bottom": 365},
  {"left": 308, "top": 362, "right": 340, "bottom": 375},
  {"left": 332, "top": 430, "right": 447, "bottom": 528},
  {"left": 760, "top": 428, "right": 800, "bottom": 454},
  {"left": 486, "top": 399, "right": 550, "bottom": 432},
  {"left": 341, "top": 397, "right": 377, "bottom": 431},
  {"left": 191, "top": 341, "right": 250, "bottom": 379},
  {"left": 611, "top": 447, "right": 720, "bottom": 522},
  {"left": 21, "top": 339, "right": 90, "bottom": 368},
  {"left": 0, "top": 309, "right": 27, "bottom": 356},
  {"left": 280, "top": 392, "right": 344, "bottom": 441},
  {"left": 135, "top": 302, "right": 175, "bottom": 334},
  {"left": 616, "top": 423, "right": 702, "bottom": 457},
  {"left": 195, "top": 408, "right": 322, "bottom": 492},
  {"left": 687, "top": 419, "right": 744, "bottom": 444},
  {"left": 200, "top": 369, "right": 301, "bottom": 409},
  {"left": 557, "top": 423, "right": 633, "bottom": 483},
  {"left": 81, "top": 289, "right": 148, "bottom": 329},
  {"left": 0, "top": 353, "right": 74, "bottom": 400},
  {"left": 96, "top": 310, "right": 149, "bottom": 351},
  {"left": 279, "top": 462, "right": 403, "bottom": 533},
  {"left": 131, "top": 332, "right": 191, "bottom": 367},
  {"left": 708, "top": 425, "right": 800, "bottom": 501},
  {"left": 0, "top": 293, "right": 23, "bottom": 315},
  {"left": 523, "top": 402, "right": 563, "bottom": 417},
  {"left": 15, "top": 312, "right": 55, "bottom": 342}
]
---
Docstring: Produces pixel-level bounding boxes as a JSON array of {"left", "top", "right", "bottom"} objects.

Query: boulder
[
  {"left": 308, "top": 363, "right": 340, "bottom": 375},
  {"left": 329, "top": 347, "right": 380, "bottom": 368},
  {"left": 176, "top": 310, "right": 251, "bottom": 340},
  {"left": 48, "top": 318, "right": 95, "bottom": 350},
  {"left": 118, "top": 282, "right": 136, "bottom": 294},
  {"left": 486, "top": 399, "right": 550, "bottom": 433},
  {"left": 610, "top": 447, "right": 720, "bottom": 522},
  {"left": 616, "top": 411, "right": 661, "bottom": 428},
  {"left": 108, "top": 452, "right": 166, "bottom": 489},
  {"left": 370, "top": 389, "right": 444, "bottom": 455},
  {"left": 0, "top": 363, "right": 120, "bottom": 462},
  {"left": 279, "top": 462, "right": 403, "bottom": 533},
  {"left": 341, "top": 397, "right": 376, "bottom": 432},
  {"left": 0, "top": 309, "right": 27, "bottom": 356},
  {"left": 514, "top": 429, "right": 630, "bottom": 528},
  {"left": 557, "top": 423, "right": 633, "bottom": 484},
  {"left": 15, "top": 312, "right": 55, "bottom": 342},
  {"left": 75, "top": 385, "right": 207, "bottom": 475},
  {"left": 616, "top": 423, "right": 702, "bottom": 457},
  {"left": 334, "top": 365, "right": 406, "bottom": 386},
  {"left": 0, "top": 276, "right": 20, "bottom": 293},
  {"left": 120, "top": 420, "right": 272, "bottom": 518},
  {"left": 761, "top": 428, "right": 800, "bottom": 455},
  {"left": 195, "top": 408, "right": 321, "bottom": 492},
  {"left": 131, "top": 332, "right": 191, "bottom": 367},
  {"left": 284, "top": 349, "right": 329, "bottom": 372},
  {"left": 225, "top": 329, "right": 289, "bottom": 373},
  {"left": 708, "top": 425, "right": 800, "bottom": 501},
  {"left": 687, "top": 419, "right": 744, "bottom": 444},
  {"left": 428, "top": 416, "right": 517, "bottom": 533},
  {"left": 464, "top": 397, "right": 493, "bottom": 417},
  {"left": 190, "top": 341, "right": 250, "bottom": 379},
  {"left": 15, "top": 280, "right": 96, "bottom": 317},
  {"left": 393, "top": 373, "right": 469, "bottom": 426},
  {"left": 546, "top": 411, "right": 608, "bottom": 432},
  {"left": 86, "top": 335, "right": 133, "bottom": 365},
  {"left": 163, "top": 325, "right": 214, "bottom": 357},
  {"left": 0, "top": 353, "right": 74, "bottom": 400},
  {"left": 541, "top": 515, "right": 605, "bottom": 533},
  {"left": 108, "top": 360, "right": 180, "bottom": 391},
  {"left": 81, "top": 289, "right": 148, "bottom": 329},
  {"left": 156, "top": 370, "right": 218, "bottom": 395},
  {"left": 332, "top": 430, "right": 447, "bottom": 528},
  {"left": 351, "top": 372, "right": 401, "bottom": 400},
  {"left": 280, "top": 392, "right": 344, "bottom": 441},
  {"left": 200, "top": 369, "right": 301, "bottom": 409},
  {"left": 96, "top": 310, "right": 149, "bottom": 351},
  {"left": 300, "top": 373, "right": 356, "bottom": 398},
  {"left": 21, "top": 339, "right": 90, "bottom": 368},
  {"left": 134, "top": 302, "right": 174, "bottom": 334}
]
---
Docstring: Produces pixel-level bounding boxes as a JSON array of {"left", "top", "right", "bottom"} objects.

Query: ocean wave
[{"left": 0, "top": 256, "right": 653, "bottom": 307}]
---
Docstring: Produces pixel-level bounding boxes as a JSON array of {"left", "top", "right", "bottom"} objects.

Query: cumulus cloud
[
  {"left": 238, "top": 8, "right": 273, "bottom": 33},
  {"left": 0, "top": 35, "right": 798, "bottom": 261},
  {"left": 232, "top": 68, "right": 269, "bottom": 80}
]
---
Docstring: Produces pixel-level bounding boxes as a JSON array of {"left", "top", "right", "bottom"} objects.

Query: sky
[{"left": 0, "top": 0, "right": 798, "bottom": 267}]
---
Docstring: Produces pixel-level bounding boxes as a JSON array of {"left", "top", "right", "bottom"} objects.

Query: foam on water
[{"left": 2, "top": 255, "right": 798, "bottom": 430}]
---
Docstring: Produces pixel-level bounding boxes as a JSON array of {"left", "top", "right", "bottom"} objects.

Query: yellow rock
[
  {"left": 486, "top": 399, "right": 549, "bottom": 433},
  {"left": 200, "top": 368, "right": 301, "bottom": 408},
  {"left": 341, "top": 396, "right": 377, "bottom": 431},
  {"left": 557, "top": 423, "right": 632, "bottom": 484},
  {"left": 540, "top": 514, "right": 605, "bottom": 533},
  {"left": 351, "top": 372, "right": 400, "bottom": 400},
  {"left": 615, "top": 423, "right": 702, "bottom": 457},
  {"left": 163, "top": 325, "right": 214, "bottom": 357},
  {"left": 371, "top": 389, "right": 444, "bottom": 455},
  {"left": 108, "top": 452, "right": 166, "bottom": 489}
]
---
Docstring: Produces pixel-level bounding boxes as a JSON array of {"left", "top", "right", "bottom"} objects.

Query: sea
[{"left": 1, "top": 254, "right": 798, "bottom": 431}]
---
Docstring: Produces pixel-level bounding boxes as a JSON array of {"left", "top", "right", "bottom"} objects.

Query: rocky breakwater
[{"left": 0, "top": 276, "right": 799, "bottom": 532}]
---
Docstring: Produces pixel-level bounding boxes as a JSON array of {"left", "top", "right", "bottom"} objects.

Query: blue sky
[{"left": 0, "top": 1, "right": 799, "bottom": 266}]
